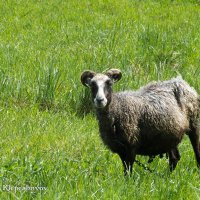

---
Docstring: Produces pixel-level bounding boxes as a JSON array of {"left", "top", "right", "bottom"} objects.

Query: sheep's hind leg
[
  {"left": 169, "top": 147, "right": 181, "bottom": 172},
  {"left": 188, "top": 126, "right": 200, "bottom": 168}
]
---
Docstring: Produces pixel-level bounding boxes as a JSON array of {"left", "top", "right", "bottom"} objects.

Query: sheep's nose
[{"left": 96, "top": 98, "right": 104, "bottom": 104}]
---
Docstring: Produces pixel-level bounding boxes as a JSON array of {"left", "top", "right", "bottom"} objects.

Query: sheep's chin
[{"left": 94, "top": 102, "right": 107, "bottom": 109}]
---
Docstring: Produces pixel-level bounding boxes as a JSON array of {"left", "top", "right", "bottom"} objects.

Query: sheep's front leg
[{"left": 118, "top": 149, "right": 136, "bottom": 176}]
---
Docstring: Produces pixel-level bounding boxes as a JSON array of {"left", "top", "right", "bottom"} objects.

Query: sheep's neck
[
  {"left": 95, "top": 95, "right": 116, "bottom": 130},
  {"left": 95, "top": 96, "right": 120, "bottom": 152}
]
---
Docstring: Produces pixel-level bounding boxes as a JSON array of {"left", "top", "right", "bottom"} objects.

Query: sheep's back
[{"left": 115, "top": 76, "right": 199, "bottom": 124}]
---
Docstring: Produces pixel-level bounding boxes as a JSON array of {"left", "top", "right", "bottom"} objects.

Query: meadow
[{"left": 0, "top": 0, "right": 200, "bottom": 199}]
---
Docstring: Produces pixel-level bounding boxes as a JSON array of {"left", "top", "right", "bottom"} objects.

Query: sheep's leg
[
  {"left": 118, "top": 149, "right": 136, "bottom": 176},
  {"left": 169, "top": 147, "right": 180, "bottom": 172},
  {"left": 122, "top": 156, "right": 134, "bottom": 176},
  {"left": 188, "top": 126, "right": 200, "bottom": 167}
]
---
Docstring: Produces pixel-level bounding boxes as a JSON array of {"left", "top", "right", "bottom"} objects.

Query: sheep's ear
[
  {"left": 81, "top": 70, "right": 96, "bottom": 87},
  {"left": 105, "top": 69, "right": 122, "bottom": 83}
]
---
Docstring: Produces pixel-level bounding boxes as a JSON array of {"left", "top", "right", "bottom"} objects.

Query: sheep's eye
[
  {"left": 90, "top": 81, "right": 97, "bottom": 88},
  {"left": 106, "top": 80, "right": 112, "bottom": 86}
]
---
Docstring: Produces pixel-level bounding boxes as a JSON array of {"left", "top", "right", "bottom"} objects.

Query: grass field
[{"left": 0, "top": 0, "right": 200, "bottom": 199}]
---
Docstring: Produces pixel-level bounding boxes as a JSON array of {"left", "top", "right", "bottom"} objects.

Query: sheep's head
[{"left": 81, "top": 69, "right": 122, "bottom": 109}]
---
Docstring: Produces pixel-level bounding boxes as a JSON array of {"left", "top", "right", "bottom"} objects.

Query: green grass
[{"left": 0, "top": 0, "right": 200, "bottom": 199}]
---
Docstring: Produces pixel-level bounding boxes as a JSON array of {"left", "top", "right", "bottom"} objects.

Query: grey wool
[{"left": 81, "top": 69, "right": 200, "bottom": 175}]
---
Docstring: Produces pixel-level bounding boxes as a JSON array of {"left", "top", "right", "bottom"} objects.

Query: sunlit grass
[{"left": 0, "top": 0, "right": 200, "bottom": 199}]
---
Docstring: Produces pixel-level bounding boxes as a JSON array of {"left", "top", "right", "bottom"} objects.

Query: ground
[{"left": 0, "top": 0, "right": 200, "bottom": 199}]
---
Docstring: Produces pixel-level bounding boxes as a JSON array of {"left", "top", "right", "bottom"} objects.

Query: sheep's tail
[{"left": 197, "top": 95, "right": 200, "bottom": 127}]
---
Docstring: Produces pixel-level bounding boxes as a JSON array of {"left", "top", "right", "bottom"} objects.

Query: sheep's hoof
[{"left": 123, "top": 170, "right": 132, "bottom": 177}]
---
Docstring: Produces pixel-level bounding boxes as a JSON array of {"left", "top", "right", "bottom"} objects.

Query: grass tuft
[{"left": 35, "top": 64, "right": 61, "bottom": 110}]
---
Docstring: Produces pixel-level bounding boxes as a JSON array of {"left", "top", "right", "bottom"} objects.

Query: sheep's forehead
[{"left": 91, "top": 74, "right": 110, "bottom": 84}]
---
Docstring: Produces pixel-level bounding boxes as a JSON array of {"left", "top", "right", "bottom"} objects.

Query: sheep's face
[
  {"left": 81, "top": 69, "right": 122, "bottom": 109},
  {"left": 90, "top": 74, "right": 112, "bottom": 108}
]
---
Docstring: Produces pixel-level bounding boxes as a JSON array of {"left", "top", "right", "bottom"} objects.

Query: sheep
[{"left": 81, "top": 69, "right": 200, "bottom": 175}]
